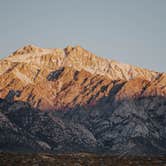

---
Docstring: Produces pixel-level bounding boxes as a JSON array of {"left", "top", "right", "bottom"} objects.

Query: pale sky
[{"left": 0, "top": 0, "right": 165, "bottom": 72}]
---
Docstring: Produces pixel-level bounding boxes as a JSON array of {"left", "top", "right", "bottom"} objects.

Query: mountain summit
[
  {"left": 0, "top": 45, "right": 165, "bottom": 110},
  {"left": 0, "top": 45, "right": 166, "bottom": 155},
  {"left": 3, "top": 45, "right": 159, "bottom": 80}
]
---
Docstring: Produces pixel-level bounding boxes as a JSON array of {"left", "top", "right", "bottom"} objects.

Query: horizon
[{"left": 0, "top": 0, "right": 166, "bottom": 72}]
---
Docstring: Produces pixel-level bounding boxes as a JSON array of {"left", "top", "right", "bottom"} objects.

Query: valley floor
[{"left": 0, "top": 153, "right": 166, "bottom": 166}]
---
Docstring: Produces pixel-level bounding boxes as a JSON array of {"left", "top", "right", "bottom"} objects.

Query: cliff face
[{"left": 0, "top": 45, "right": 165, "bottom": 155}]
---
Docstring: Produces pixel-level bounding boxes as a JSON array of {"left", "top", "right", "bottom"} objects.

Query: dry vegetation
[{"left": 0, "top": 153, "right": 166, "bottom": 166}]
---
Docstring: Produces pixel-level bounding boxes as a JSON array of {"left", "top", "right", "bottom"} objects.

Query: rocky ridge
[{"left": 0, "top": 45, "right": 165, "bottom": 110}]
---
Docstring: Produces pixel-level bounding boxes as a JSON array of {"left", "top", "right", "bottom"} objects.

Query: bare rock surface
[{"left": 0, "top": 45, "right": 165, "bottom": 155}]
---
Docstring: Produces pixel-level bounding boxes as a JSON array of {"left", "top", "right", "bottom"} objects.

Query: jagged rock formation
[
  {"left": 0, "top": 45, "right": 165, "bottom": 110},
  {"left": 0, "top": 45, "right": 159, "bottom": 81},
  {"left": 0, "top": 45, "right": 165, "bottom": 155}
]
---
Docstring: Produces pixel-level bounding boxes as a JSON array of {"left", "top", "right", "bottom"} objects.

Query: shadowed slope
[{"left": 0, "top": 92, "right": 166, "bottom": 155}]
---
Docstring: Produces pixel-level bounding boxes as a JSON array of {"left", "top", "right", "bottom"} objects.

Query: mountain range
[{"left": 0, "top": 45, "right": 166, "bottom": 155}]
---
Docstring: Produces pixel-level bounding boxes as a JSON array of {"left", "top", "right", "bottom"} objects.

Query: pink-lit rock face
[{"left": 0, "top": 45, "right": 165, "bottom": 111}]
